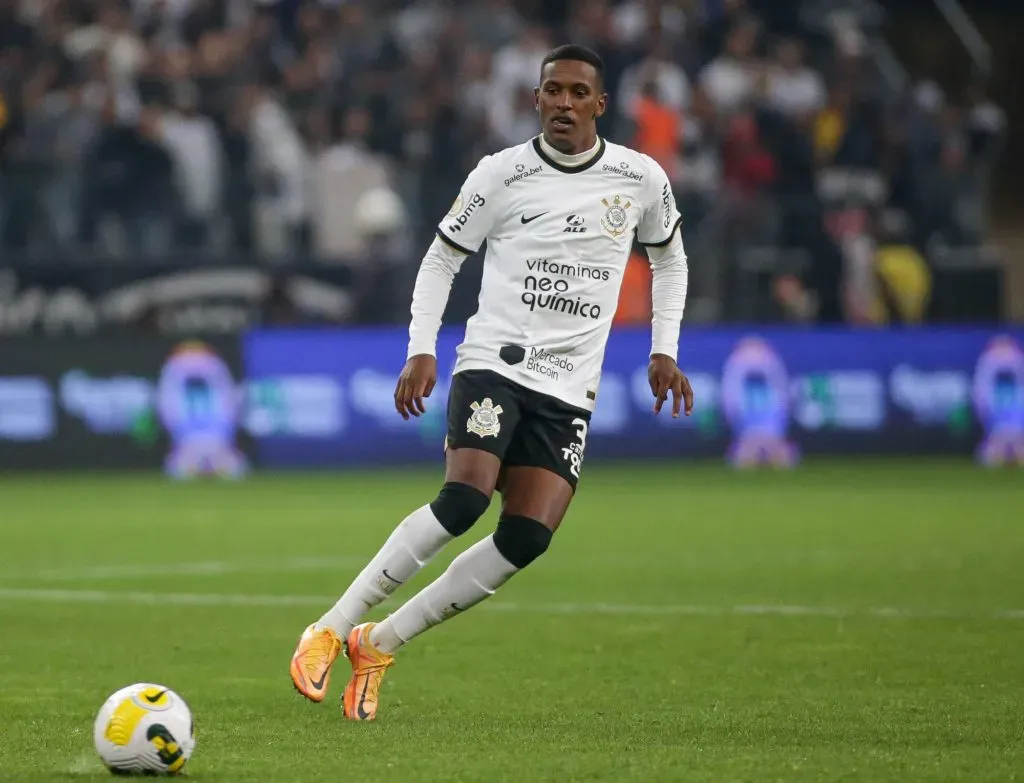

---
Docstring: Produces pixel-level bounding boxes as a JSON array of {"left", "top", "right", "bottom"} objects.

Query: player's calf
[
  {"left": 366, "top": 514, "right": 553, "bottom": 657},
  {"left": 308, "top": 483, "right": 490, "bottom": 648},
  {"left": 329, "top": 514, "right": 552, "bottom": 718}
]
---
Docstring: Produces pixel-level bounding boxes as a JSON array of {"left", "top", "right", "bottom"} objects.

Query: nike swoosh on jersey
[{"left": 520, "top": 212, "right": 548, "bottom": 224}]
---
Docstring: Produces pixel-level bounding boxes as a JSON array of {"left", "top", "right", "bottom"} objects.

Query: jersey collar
[{"left": 532, "top": 135, "right": 606, "bottom": 174}]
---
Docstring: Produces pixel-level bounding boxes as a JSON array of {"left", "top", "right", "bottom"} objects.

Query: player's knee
[
  {"left": 430, "top": 482, "right": 491, "bottom": 537},
  {"left": 493, "top": 515, "right": 552, "bottom": 569}
]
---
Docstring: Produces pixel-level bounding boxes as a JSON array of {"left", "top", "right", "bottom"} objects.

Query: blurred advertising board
[
  {"left": 2, "top": 328, "right": 1022, "bottom": 471},
  {"left": 0, "top": 337, "right": 251, "bottom": 475},
  {"left": 242, "top": 327, "right": 1024, "bottom": 468}
]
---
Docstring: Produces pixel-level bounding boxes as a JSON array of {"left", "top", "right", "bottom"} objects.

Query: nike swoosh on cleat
[
  {"left": 520, "top": 212, "right": 548, "bottom": 224},
  {"left": 144, "top": 690, "right": 168, "bottom": 704},
  {"left": 450, "top": 602, "right": 463, "bottom": 612},
  {"left": 356, "top": 675, "right": 373, "bottom": 720},
  {"left": 382, "top": 569, "right": 403, "bottom": 585},
  {"left": 309, "top": 669, "right": 329, "bottom": 691}
]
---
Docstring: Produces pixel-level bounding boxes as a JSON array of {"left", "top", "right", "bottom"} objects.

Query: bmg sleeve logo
[{"left": 972, "top": 336, "right": 1024, "bottom": 466}]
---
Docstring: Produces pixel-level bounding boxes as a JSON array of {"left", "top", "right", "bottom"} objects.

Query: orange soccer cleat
[
  {"left": 289, "top": 624, "right": 343, "bottom": 702},
  {"left": 342, "top": 623, "right": 395, "bottom": 721}
]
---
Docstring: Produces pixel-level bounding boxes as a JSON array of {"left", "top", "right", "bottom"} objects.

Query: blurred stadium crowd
[{"left": 0, "top": 0, "right": 1009, "bottom": 325}]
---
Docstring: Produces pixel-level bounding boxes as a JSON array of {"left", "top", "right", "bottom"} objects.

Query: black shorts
[{"left": 444, "top": 369, "right": 591, "bottom": 490}]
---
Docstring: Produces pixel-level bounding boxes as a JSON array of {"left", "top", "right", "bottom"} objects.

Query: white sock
[
  {"left": 369, "top": 535, "right": 519, "bottom": 654},
  {"left": 317, "top": 504, "right": 453, "bottom": 638}
]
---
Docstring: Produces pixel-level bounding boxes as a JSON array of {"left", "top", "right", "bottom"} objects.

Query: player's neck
[{"left": 538, "top": 133, "right": 601, "bottom": 167}]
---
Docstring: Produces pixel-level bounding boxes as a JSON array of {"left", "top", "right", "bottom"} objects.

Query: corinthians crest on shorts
[
  {"left": 467, "top": 398, "right": 503, "bottom": 437},
  {"left": 600, "top": 195, "right": 631, "bottom": 237}
]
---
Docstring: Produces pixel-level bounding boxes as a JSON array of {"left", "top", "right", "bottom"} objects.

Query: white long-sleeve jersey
[{"left": 407, "top": 134, "right": 688, "bottom": 412}]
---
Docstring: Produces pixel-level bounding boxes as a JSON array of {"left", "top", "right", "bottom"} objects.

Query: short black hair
[{"left": 540, "top": 45, "right": 605, "bottom": 90}]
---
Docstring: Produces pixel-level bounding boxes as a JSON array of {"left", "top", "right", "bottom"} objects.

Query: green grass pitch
[{"left": 0, "top": 460, "right": 1022, "bottom": 782}]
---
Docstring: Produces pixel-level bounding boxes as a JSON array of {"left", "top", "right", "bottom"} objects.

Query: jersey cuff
[
  {"left": 639, "top": 216, "right": 683, "bottom": 248},
  {"left": 650, "top": 345, "right": 679, "bottom": 362},
  {"left": 435, "top": 228, "right": 474, "bottom": 256},
  {"left": 407, "top": 342, "right": 437, "bottom": 360}
]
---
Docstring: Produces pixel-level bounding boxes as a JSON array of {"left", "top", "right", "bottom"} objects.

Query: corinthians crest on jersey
[
  {"left": 600, "top": 195, "right": 631, "bottom": 237},
  {"left": 467, "top": 398, "right": 503, "bottom": 437}
]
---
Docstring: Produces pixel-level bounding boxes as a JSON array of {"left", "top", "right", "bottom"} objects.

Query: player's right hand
[{"left": 394, "top": 354, "right": 437, "bottom": 420}]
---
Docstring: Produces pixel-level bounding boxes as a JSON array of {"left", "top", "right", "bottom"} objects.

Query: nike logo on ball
[{"left": 521, "top": 212, "right": 548, "bottom": 224}]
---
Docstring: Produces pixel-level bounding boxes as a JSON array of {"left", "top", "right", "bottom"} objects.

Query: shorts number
[{"left": 561, "top": 418, "right": 589, "bottom": 479}]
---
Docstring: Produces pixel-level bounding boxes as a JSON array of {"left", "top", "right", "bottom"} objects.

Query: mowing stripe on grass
[
  {"left": 1, "top": 587, "right": 1022, "bottom": 621},
  {"left": 0, "top": 556, "right": 366, "bottom": 582}
]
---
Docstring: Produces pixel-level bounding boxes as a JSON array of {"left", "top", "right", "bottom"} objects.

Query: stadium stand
[{"left": 0, "top": 0, "right": 1009, "bottom": 326}]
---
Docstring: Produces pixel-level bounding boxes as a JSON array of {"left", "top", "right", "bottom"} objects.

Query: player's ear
[
  {"left": 594, "top": 93, "right": 608, "bottom": 119},
  {"left": 534, "top": 87, "right": 540, "bottom": 111}
]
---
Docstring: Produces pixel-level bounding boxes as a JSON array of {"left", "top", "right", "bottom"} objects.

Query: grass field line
[
  {"left": 1, "top": 586, "right": 1022, "bottom": 621},
  {"left": 0, "top": 551, "right": 982, "bottom": 583},
  {"left": 0, "top": 556, "right": 367, "bottom": 582}
]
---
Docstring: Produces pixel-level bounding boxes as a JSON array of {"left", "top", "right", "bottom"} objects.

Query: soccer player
[{"left": 290, "top": 44, "right": 694, "bottom": 720}]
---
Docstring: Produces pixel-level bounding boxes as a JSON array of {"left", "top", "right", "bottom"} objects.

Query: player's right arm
[{"left": 395, "top": 156, "right": 499, "bottom": 420}]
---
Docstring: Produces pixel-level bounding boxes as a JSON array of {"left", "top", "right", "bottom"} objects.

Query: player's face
[{"left": 535, "top": 60, "right": 607, "bottom": 154}]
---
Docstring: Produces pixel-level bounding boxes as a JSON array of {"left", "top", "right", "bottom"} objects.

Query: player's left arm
[{"left": 636, "top": 158, "right": 694, "bottom": 418}]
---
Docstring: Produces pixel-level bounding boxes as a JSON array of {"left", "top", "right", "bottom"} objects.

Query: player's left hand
[{"left": 648, "top": 354, "right": 694, "bottom": 418}]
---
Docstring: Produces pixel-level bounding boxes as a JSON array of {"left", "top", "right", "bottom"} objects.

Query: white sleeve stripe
[{"left": 639, "top": 216, "right": 683, "bottom": 248}]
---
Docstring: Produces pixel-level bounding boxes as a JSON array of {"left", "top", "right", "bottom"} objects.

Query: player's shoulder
[
  {"left": 466, "top": 140, "right": 539, "bottom": 186},
  {"left": 489, "top": 139, "right": 537, "bottom": 164},
  {"left": 601, "top": 141, "right": 670, "bottom": 188},
  {"left": 485, "top": 139, "right": 545, "bottom": 186}
]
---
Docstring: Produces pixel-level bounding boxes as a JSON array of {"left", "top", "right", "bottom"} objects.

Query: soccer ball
[{"left": 93, "top": 683, "right": 195, "bottom": 776}]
